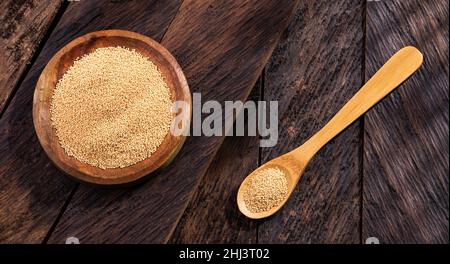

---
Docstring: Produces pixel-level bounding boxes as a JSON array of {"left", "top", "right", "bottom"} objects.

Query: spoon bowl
[
  {"left": 237, "top": 154, "right": 305, "bottom": 219},
  {"left": 237, "top": 46, "right": 423, "bottom": 219}
]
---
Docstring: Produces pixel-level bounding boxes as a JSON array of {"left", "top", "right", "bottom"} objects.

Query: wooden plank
[
  {"left": 0, "top": 0, "right": 62, "bottom": 114},
  {"left": 363, "top": 0, "right": 449, "bottom": 243},
  {"left": 169, "top": 78, "right": 261, "bottom": 244},
  {"left": 0, "top": 0, "right": 183, "bottom": 243},
  {"left": 258, "top": 0, "right": 364, "bottom": 243},
  {"left": 48, "top": 0, "right": 300, "bottom": 243}
]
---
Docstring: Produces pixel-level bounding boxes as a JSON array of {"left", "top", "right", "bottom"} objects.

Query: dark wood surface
[
  {"left": 363, "top": 0, "right": 449, "bottom": 243},
  {"left": 169, "top": 78, "right": 261, "bottom": 244},
  {"left": 0, "top": 0, "right": 183, "bottom": 243},
  {"left": 0, "top": 0, "right": 448, "bottom": 243},
  {"left": 0, "top": 0, "right": 61, "bottom": 114},
  {"left": 47, "top": 0, "right": 300, "bottom": 243}
]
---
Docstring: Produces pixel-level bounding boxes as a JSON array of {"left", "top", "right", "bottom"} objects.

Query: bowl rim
[{"left": 33, "top": 29, "right": 191, "bottom": 186}]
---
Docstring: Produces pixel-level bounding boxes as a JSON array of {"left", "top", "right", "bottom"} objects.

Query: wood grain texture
[
  {"left": 0, "top": 0, "right": 61, "bottom": 113},
  {"left": 169, "top": 79, "right": 261, "bottom": 243},
  {"left": 258, "top": 0, "right": 364, "bottom": 243},
  {"left": 0, "top": 0, "right": 183, "bottom": 243},
  {"left": 48, "top": 0, "right": 299, "bottom": 243},
  {"left": 363, "top": 0, "right": 449, "bottom": 243},
  {"left": 33, "top": 30, "right": 191, "bottom": 186}
]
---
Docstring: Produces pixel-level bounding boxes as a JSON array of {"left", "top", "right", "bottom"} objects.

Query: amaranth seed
[
  {"left": 243, "top": 167, "right": 288, "bottom": 213},
  {"left": 50, "top": 46, "right": 173, "bottom": 169}
]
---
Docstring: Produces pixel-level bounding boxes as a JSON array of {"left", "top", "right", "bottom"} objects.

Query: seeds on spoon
[{"left": 243, "top": 167, "right": 288, "bottom": 213}]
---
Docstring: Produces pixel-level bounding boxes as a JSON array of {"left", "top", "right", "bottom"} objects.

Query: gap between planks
[{"left": 0, "top": 1, "right": 69, "bottom": 119}]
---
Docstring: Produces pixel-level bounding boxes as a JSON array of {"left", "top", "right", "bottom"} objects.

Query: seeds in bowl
[{"left": 50, "top": 46, "right": 173, "bottom": 169}]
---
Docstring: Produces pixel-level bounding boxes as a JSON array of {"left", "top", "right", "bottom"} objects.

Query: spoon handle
[{"left": 295, "top": 46, "right": 423, "bottom": 159}]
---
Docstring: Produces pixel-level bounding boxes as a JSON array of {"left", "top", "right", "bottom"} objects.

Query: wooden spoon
[{"left": 237, "top": 46, "right": 423, "bottom": 219}]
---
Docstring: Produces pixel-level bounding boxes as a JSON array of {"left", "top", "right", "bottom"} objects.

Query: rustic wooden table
[{"left": 0, "top": 0, "right": 448, "bottom": 244}]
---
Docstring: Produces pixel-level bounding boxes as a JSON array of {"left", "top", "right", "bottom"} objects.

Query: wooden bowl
[{"left": 33, "top": 30, "right": 191, "bottom": 186}]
